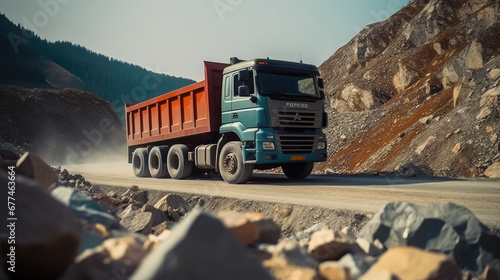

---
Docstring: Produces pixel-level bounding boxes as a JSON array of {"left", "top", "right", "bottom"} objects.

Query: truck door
[
  {"left": 230, "top": 71, "right": 257, "bottom": 127},
  {"left": 221, "top": 75, "right": 233, "bottom": 125}
]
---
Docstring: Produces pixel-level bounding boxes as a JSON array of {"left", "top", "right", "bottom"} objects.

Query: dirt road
[{"left": 65, "top": 162, "right": 500, "bottom": 229}]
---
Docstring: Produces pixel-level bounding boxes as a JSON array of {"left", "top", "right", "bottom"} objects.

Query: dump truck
[{"left": 125, "top": 57, "right": 327, "bottom": 184}]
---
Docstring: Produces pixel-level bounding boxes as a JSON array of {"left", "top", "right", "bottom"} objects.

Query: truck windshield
[{"left": 257, "top": 72, "right": 319, "bottom": 99}]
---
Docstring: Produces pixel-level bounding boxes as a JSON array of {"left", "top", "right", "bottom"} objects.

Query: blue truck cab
[{"left": 217, "top": 57, "right": 328, "bottom": 183}]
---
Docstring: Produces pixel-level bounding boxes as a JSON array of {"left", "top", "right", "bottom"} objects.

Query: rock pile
[
  {"left": 1, "top": 152, "right": 499, "bottom": 279},
  {"left": 0, "top": 85, "right": 125, "bottom": 164}
]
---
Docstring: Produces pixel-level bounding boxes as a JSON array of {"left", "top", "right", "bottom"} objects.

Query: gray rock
[
  {"left": 294, "top": 222, "right": 329, "bottom": 241},
  {"left": 130, "top": 209, "right": 274, "bottom": 280},
  {"left": 152, "top": 221, "right": 172, "bottom": 235},
  {"left": 0, "top": 148, "right": 19, "bottom": 161},
  {"left": 135, "top": 190, "right": 148, "bottom": 204},
  {"left": 404, "top": 0, "right": 455, "bottom": 47},
  {"left": 394, "top": 62, "right": 419, "bottom": 93},
  {"left": 358, "top": 201, "right": 500, "bottom": 276},
  {"left": 273, "top": 240, "right": 317, "bottom": 268},
  {"left": 338, "top": 253, "right": 377, "bottom": 279},
  {"left": 465, "top": 40, "right": 483, "bottom": 69},
  {"left": 51, "top": 186, "right": 119, "bottom": 229},
  {"left": 120, "top": 211, "right": 153, "bottom": 235},
  {"left": 0, "top": 172, "right": 82, "bottom": 279},
  {"left": 141, "top": 204, "right": 169, "bottom": 227},
  {"left": 107, "top": 191, "right": 118, "bottom": 198},
  {"left": 118, "top": 204, "right": 139, "bottom": 219},
  {"left": 89, "top": 185, "right": 100, "bottom": 194},
  {"left": 476, "top": 107, "right": 492, "bottom": 120},
  {"left": 398, "top": 162, "right": 432, "bottom": 177},
  {"left": 15, "top": 152, "right": 58, "bottom": 188}
]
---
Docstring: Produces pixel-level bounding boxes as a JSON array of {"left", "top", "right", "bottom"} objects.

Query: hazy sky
[{"left": 1, "top": 0, "right": 410, "bottom": 81}]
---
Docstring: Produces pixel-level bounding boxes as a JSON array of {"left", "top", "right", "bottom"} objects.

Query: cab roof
[{"left": 223, "top": 58, "right": 319, "bottom": 75}]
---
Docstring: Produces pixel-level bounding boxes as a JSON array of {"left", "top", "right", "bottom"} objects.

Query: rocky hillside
[
  {"left": 0, "top": 85, "right": 125, "bottom": 164},
  {"left": 318, "top": 0, "right": 500, "bottom": 178}
]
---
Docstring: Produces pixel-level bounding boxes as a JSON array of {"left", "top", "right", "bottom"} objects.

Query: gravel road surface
[{"left": 65, "top": 162, "right": 500, "bottom": 229}]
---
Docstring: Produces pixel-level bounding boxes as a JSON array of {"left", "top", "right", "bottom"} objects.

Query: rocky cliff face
[
  {"left": 318, "top": 0, "right": 500, "bottom": 177},
  {"left": 0, "top": 85, "right": 125, "bottom": 164}
]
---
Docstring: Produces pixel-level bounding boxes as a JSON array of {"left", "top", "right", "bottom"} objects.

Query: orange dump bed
[{"left": 125, "top": 61, "right": 229, "bottom": 147}]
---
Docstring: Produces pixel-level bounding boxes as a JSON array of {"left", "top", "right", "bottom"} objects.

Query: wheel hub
[{"left": 223, "top": 153, "right": 237, "bottom": 174}]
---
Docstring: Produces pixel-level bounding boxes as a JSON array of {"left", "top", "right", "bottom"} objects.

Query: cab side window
[
  {"left": 224, "top": 76, "right": 231, "bottom": 99},
  {"left": 233, "top": 70, "right": 254, "bottom": 97}
]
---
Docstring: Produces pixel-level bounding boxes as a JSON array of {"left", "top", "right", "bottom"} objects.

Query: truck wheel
[
  {"left": 282, "top": 162, "right": 314, "bottom": 179},
  {"left": 132, "top": 148, "right": 150, "bottom": 177},
  {"left": 149, "top": 146, "right": 170, "bottom": 178},
  {"left": 219, "top": 141, "right": 253, "bottom": 184},
  {"left": 167, "top": 144, "right": 193, "bottom": 179}
]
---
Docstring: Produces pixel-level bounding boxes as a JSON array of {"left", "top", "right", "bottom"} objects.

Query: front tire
[
  {"left": 149, "top": 146, "right": 170, "bottom": 178},
  {"left": 167, "top": 144, "right": 193, "bottom": 179},
  {"left": 282, "top": 162, "right": 314, "bottom": 179},
  {"left": 132, "top": 148, "right": 150, "bottom": 177},
  {"left": 218, "top": 141, "right": 253, "bottom": 184}
]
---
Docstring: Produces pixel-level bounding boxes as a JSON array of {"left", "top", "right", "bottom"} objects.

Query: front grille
[
  {"left": 276, "top": 135, "right": 317, "bottom": 154},
  {"left": 270, "top": 110, "right": 322, "bottom": 128}
]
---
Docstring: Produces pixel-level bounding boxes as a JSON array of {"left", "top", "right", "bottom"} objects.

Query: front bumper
[{"left": 243, "top": 128, "right": 327, "bottom": 164}]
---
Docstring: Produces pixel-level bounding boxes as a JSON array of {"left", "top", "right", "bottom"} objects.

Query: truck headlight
[
  {"left": 317, "top": 141, "right": 326, "bottom": 150},
  {"left": 263, "top": 141, "right": 275, "bottom": 150}
]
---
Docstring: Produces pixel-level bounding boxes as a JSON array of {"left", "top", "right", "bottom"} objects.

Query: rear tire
[
  {"left": 149, "top": 146, "right": 170, "bottom": 178},
  {"left": 282, "top": 162, "right": 314, "bottom": 179},
  {"left": 132, "top": 148, "right": 150, "bottom": 177},
  {"left": 219, "top": 141, "right": 253, "bottom": 184},
  {"left": 167, "top": 144, "right": 193, "bottom": 179}
]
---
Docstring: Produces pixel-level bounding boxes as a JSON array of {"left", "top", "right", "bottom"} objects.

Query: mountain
[
  {"left": 318, "top": 0, "right": 500, "bottom": 178},
  {"left": 0, "top": 13, "right": 195, "bottom": 120}
]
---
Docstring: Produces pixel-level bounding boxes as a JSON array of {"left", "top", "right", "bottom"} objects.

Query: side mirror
[
  {"left": 320, "top": 90, "right": 325, "bottom": 100},
  {"left": 318, "top": 77, "right": 324, "bottom": 89},
  {"left": 238, "top": 85, "right": 250, "bottom": 97},
  {"left": 238, "top": 70, "right": 249, "bottom": 82}
]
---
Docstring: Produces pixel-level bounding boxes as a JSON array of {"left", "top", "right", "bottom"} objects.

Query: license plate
[{"left": 291, "top": 156, "right": 305, "bottom": 161}]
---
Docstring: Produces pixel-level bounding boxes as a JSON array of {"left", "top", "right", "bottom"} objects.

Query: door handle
[{"left": 232, "top": 113, "right": 238, "bottom": 119}]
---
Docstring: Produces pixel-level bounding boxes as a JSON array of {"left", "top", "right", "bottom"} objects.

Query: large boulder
[
  {"left": 245, "top": 212, "right": 281, "bottom": 244},
  {"left": 51, "top": 186, "right": 119, "bottom": 229},
  {"left": 130, "top": 209, "right": 274, "bottom": 280},
  {"left": 75, "top": 236, "right": 147, "bottom": 280},
  {"left": 272, "top": 240, "right": 317, "bottom": 268},
  {"left": 0, "top": 171, "right": 82, "bottom": 279},
  {"left": 264, "top": 240, "right": 319, "bottom": 280},
  {"left": 308, "top": 229, "right": 354, "bottom": 261},
  {"left": 358, "top": 201, "right": 500, "bottom": 276},
  {"left": 15, "top": 152, "right": 57, "bottom": 188},
  {"left": 465, "top": 40, "right": 484, "bottom": 69},
  {"left": 484, "top": 162, "right": 500, "bottom": 178},
  {"left": 404, "top": 0, "right": 456, "bottom": 47},
  {"left": 141, "top": 204, "right": 169, "bottom": 227},
  {"left": 120, "top": 211, "right": 154, "bottom": 235},
  {"left": 154, "top": 194, "right": 191, "bottom": 222},
  {"left": 218, "top": 211, "right": 259, "bottom": 246},
  {"left": 334, "top": 83, "right": 382, "bottom": 112},
  {"left": 393, "top": 62, "right": 419, "bottom": 93},
  {"left": 361, "top": 247, "right": 461, "bottom": 280}
]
